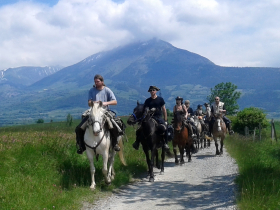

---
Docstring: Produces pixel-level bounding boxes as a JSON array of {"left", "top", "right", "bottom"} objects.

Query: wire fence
[{"left": 244, "top": 119, "right": 277, "bottom": 141}]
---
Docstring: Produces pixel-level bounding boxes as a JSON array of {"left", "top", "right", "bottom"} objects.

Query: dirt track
[{"left": 84, "top": 143, "right": 238, "bottom": 210}]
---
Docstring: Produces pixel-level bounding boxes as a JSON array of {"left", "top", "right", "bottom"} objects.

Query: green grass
[
  {"left": 0, "top": 118, "right": 154, "bottom": 209},
  {"left": 225, "top": 121, "right": 280, "bottom": 210}
]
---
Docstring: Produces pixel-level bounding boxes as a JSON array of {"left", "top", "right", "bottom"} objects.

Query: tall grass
[
  {"left": 225, "top": 121, "right": 280, "bottom": 210},
  {"left": 0, "top": 118, "right": 152, "bottom": 209}
]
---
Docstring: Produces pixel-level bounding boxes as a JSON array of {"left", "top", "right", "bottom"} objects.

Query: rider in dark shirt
[{"left": 132, "top": 85, "right": 170, "bottom": 150}]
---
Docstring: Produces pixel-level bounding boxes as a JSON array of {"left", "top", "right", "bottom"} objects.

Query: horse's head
[
  {"left": 127, "top": 101, "right": 145, "bottom": 125},
  {"left": 89, "top": 101, "right": 107, "bottom": 136},
  {"left": 173, "top": 110, "right": 185, "bottom": 131}
]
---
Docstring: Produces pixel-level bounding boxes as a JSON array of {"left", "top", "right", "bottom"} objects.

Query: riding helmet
[{"left": 175, "top": 96, "right": 183, "bottom": 101}]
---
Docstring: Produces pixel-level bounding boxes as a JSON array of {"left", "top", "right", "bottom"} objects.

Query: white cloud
[{"left": 0, "top": 0, "right": 280, "bottom": 70}]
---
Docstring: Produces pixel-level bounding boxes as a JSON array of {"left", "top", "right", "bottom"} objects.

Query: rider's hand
[{"left": 165, "top": 121, "right": 168, "bottom": 125}]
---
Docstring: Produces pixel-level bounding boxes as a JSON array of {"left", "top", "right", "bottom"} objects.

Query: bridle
[{"left": 84, "top": 110, "right": 107, "bottom": 154}]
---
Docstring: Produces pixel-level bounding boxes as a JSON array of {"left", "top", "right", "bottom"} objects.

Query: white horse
[{"left": 84, "top": 101, "right": 126, "bottom": 190}]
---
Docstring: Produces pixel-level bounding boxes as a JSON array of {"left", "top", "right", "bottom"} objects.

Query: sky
[{"left": 0, "top": 0, "right": 280, "bottom": 70}]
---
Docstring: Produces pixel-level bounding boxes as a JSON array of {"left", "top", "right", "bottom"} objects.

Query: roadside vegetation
[
  {"left": 226, "top": 118, "right": 280, "bottom": 209},
  {"left": 0, "top": 117, "right": 154, "bottom": 209}
]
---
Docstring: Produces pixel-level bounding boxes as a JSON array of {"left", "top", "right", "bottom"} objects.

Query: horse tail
[{"left": 118, "top": 136, "right": 127, "bottom": 166}]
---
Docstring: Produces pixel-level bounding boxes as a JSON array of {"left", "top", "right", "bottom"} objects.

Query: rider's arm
[{"left": 162, "top": 105, "right": 168, "bottom": 122}]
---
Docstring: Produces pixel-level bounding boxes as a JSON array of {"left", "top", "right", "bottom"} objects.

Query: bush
[
  {"left": 232, "top": 107, "right": 269, "bottom": 134},
  {"left": 36, "top": 118, "right": 44, "bottom": 123}
]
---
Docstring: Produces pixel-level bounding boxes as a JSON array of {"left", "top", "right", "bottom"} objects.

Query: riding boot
[
  {"left": 75, "top": 127, "right": 86, "bottom": 154},
  {"left": 163, "top": 130, "right": 170, "bottom": 150},
  {"left": 110, "top": 128, "right": 120, "bottom": 152},
  {"left": 132, "top": 129, "right": 142, "bottom": 150}
]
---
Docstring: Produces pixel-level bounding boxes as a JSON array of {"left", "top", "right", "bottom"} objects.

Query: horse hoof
[
  {"left": 188, "top": 159, "right": 191, "bottom": 162},
  {"left": 160, "top": 171, "right": 164, "bottom": 175},
  {"left": 149, "top": 177, "right": 155, "bottom": 182},
  {"left": 90, "top": 185, "right": 96, "bottom": 191}
]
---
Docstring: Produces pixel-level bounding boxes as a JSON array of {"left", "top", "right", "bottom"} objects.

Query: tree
[
  {"left": 232, "top": 107, "right": 269, "bottom": 134},
  {"left": 166, "top": 108, "right": 173, "bottom": 117},
  {"left": 207, "top": 82, "right": 241, "bottom": 115}
]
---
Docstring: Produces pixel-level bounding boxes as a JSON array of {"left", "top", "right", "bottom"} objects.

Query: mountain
[{"left": 1, "top": 38, "right": 280, "bottom": 126}]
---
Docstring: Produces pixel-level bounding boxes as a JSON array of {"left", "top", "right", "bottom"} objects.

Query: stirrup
[
  {"left": 114, "top": 144, "right": 120, "bottom": 151},
  {"left": 164, "top": 143, "right": 170, "bottom": 150},
  {"left": 77, "top": 148, "right": 84, "bottom": 154}
]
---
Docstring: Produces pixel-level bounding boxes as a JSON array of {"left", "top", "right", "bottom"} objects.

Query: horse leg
[
  {"left": 186, "top": 143, "right": 192, "bottom": 162},
  {"left": 86, "top": 150, "right": 96, "bottom": 190},
  {"left": 220, "top": 136, "right": 224, "bottom": 155},
  {"left": 143, "top": 148, "right": 152, "bottom": 178},
  {"left": 149, "top": 148, "right": 156, "bottom": 182},
  {"left": 214, "top": 138, "right": 220, "bottom": 155},
  {"left": 102, "top": 152, "right": 111, "bottom": 185},
  {"left": 155, "top": 149, "right": 160, "bottom": 169},
  {"left": 179, "top": 145, "right": 184, "bottom": 164},
  {"left": 160, "top": 147, "right": 165, "bottom": 174},
  {"left": 173, "top": 144, "right": 179, "bottom": 165},
  {"left": 108, "top": 150, "right": 116, "bottom": 181}
]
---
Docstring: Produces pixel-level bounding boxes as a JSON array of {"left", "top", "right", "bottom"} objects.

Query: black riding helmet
[
  {"left": 197, "top": 104, "right": 203, "bottom": 109},
  {"left": 175, "top": 96, "right": 183, "bottom": 101}
]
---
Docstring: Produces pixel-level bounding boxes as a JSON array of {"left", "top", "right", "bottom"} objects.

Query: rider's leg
[
  {"left": 75, "top": 116, "right": 89, "bottom": 154},
  {"left": 223, "top": 116, "right": 234, "bottom": 134},
  {"left": 132, "top": 129, "right": 142, "bottom": 150},
  {"left": 110, "top": 128, "right": 121, "bottom": 151}
]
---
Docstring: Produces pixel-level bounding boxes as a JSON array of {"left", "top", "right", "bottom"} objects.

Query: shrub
[
  {"left": 36, "top": 118, "right": 44, "bottom": 123},
  {"left": 232, "top": 107, "right": 269, "bottom": 134}
]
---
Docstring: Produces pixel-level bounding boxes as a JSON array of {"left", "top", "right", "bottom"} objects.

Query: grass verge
[
  {"left": 225, "top": 123, "right": 280, "bottom": 210},
  {"left": 0, "top": 118, "right": 156, "bottom": 209}
]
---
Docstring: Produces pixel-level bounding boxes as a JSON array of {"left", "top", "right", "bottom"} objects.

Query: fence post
[
  {"left": 271, "top": 119, "right": 275, "bottom": 140},
  {"left": 253, "top": 127, "right": 256, "bottom": 141},
  {"left": 271, "top": 119, "right": 277, "bottom": 142},
  {"left": 245, "top": 126, "right": 249, "bottom": 136},
  {"left": 259, "top": 123, "right": 262, "bottom": 141}
]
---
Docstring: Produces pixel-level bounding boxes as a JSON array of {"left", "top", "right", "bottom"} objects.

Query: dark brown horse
[
  {"left": 173, "top": 111, "right": 192, "bottom": 163},
  {"left": 212, "top": 113, "right": 227, "bottom": 155},
  {"left": 127, "top": 102, "right": 166, "bottom": 182}
]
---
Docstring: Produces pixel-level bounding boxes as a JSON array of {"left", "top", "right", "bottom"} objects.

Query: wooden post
[
  {"left": 245, "top": 126, "right": 249, "bottom": 136},
  {"left": 253, "top": 127, "right": 256, "bottom": 141},
  {"left": 271, "top": 119, "right": 275, "bottom": 140},
  {"left": 259, "top": 123, "right": 262, "bottom": 141},
  {"left": 271, "top": 119, "right": 277, "bottom": 142}
]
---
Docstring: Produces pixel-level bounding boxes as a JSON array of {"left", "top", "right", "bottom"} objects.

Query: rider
[
  {"left": 173, "top": 96, "right": 188, "bottom": 118},
  {"left": 210, "top": 96, "right": 234, "bottom": 135},
  {"left": 75, "top": 74, "right": 121, "bottom": 154},
  {"left": 203, "top": 102, "right": 211, "bottom": 135},
  {"left": 132, "top": 85, "right": 170, "bottom": 150},
  {"left": 194, "top": 104, "right": 208, "bottom": 132},
  {"left": 184, "top": 100, "right": 197, "bottom": 137}
]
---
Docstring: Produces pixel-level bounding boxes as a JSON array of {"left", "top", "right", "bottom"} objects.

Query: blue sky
[
  {"left": 0, "top": 0, "right": 280, "bottom": 70},
  {"left": 0, "top": 0, "right": 58, "bottom": 7}
]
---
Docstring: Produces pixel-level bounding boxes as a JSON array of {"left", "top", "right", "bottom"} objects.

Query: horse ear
[
  {"left": 99, "top": 101, "right": 103, "bottom": 107},
  {"left": 137, "top": 100, "right": 140, "bottom": 105}
]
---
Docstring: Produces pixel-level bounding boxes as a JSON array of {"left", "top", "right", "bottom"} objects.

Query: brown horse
[
  {"left": 173, "top": 110, "right": 192, "bottom": 164},
  {"left": 212, "top": 113, "right": 227, "bottom": 155}
]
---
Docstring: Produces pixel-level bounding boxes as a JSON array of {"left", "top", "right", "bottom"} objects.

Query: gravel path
[{"left": 84, "top": 143, "right": 238, "bottom": 210}]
